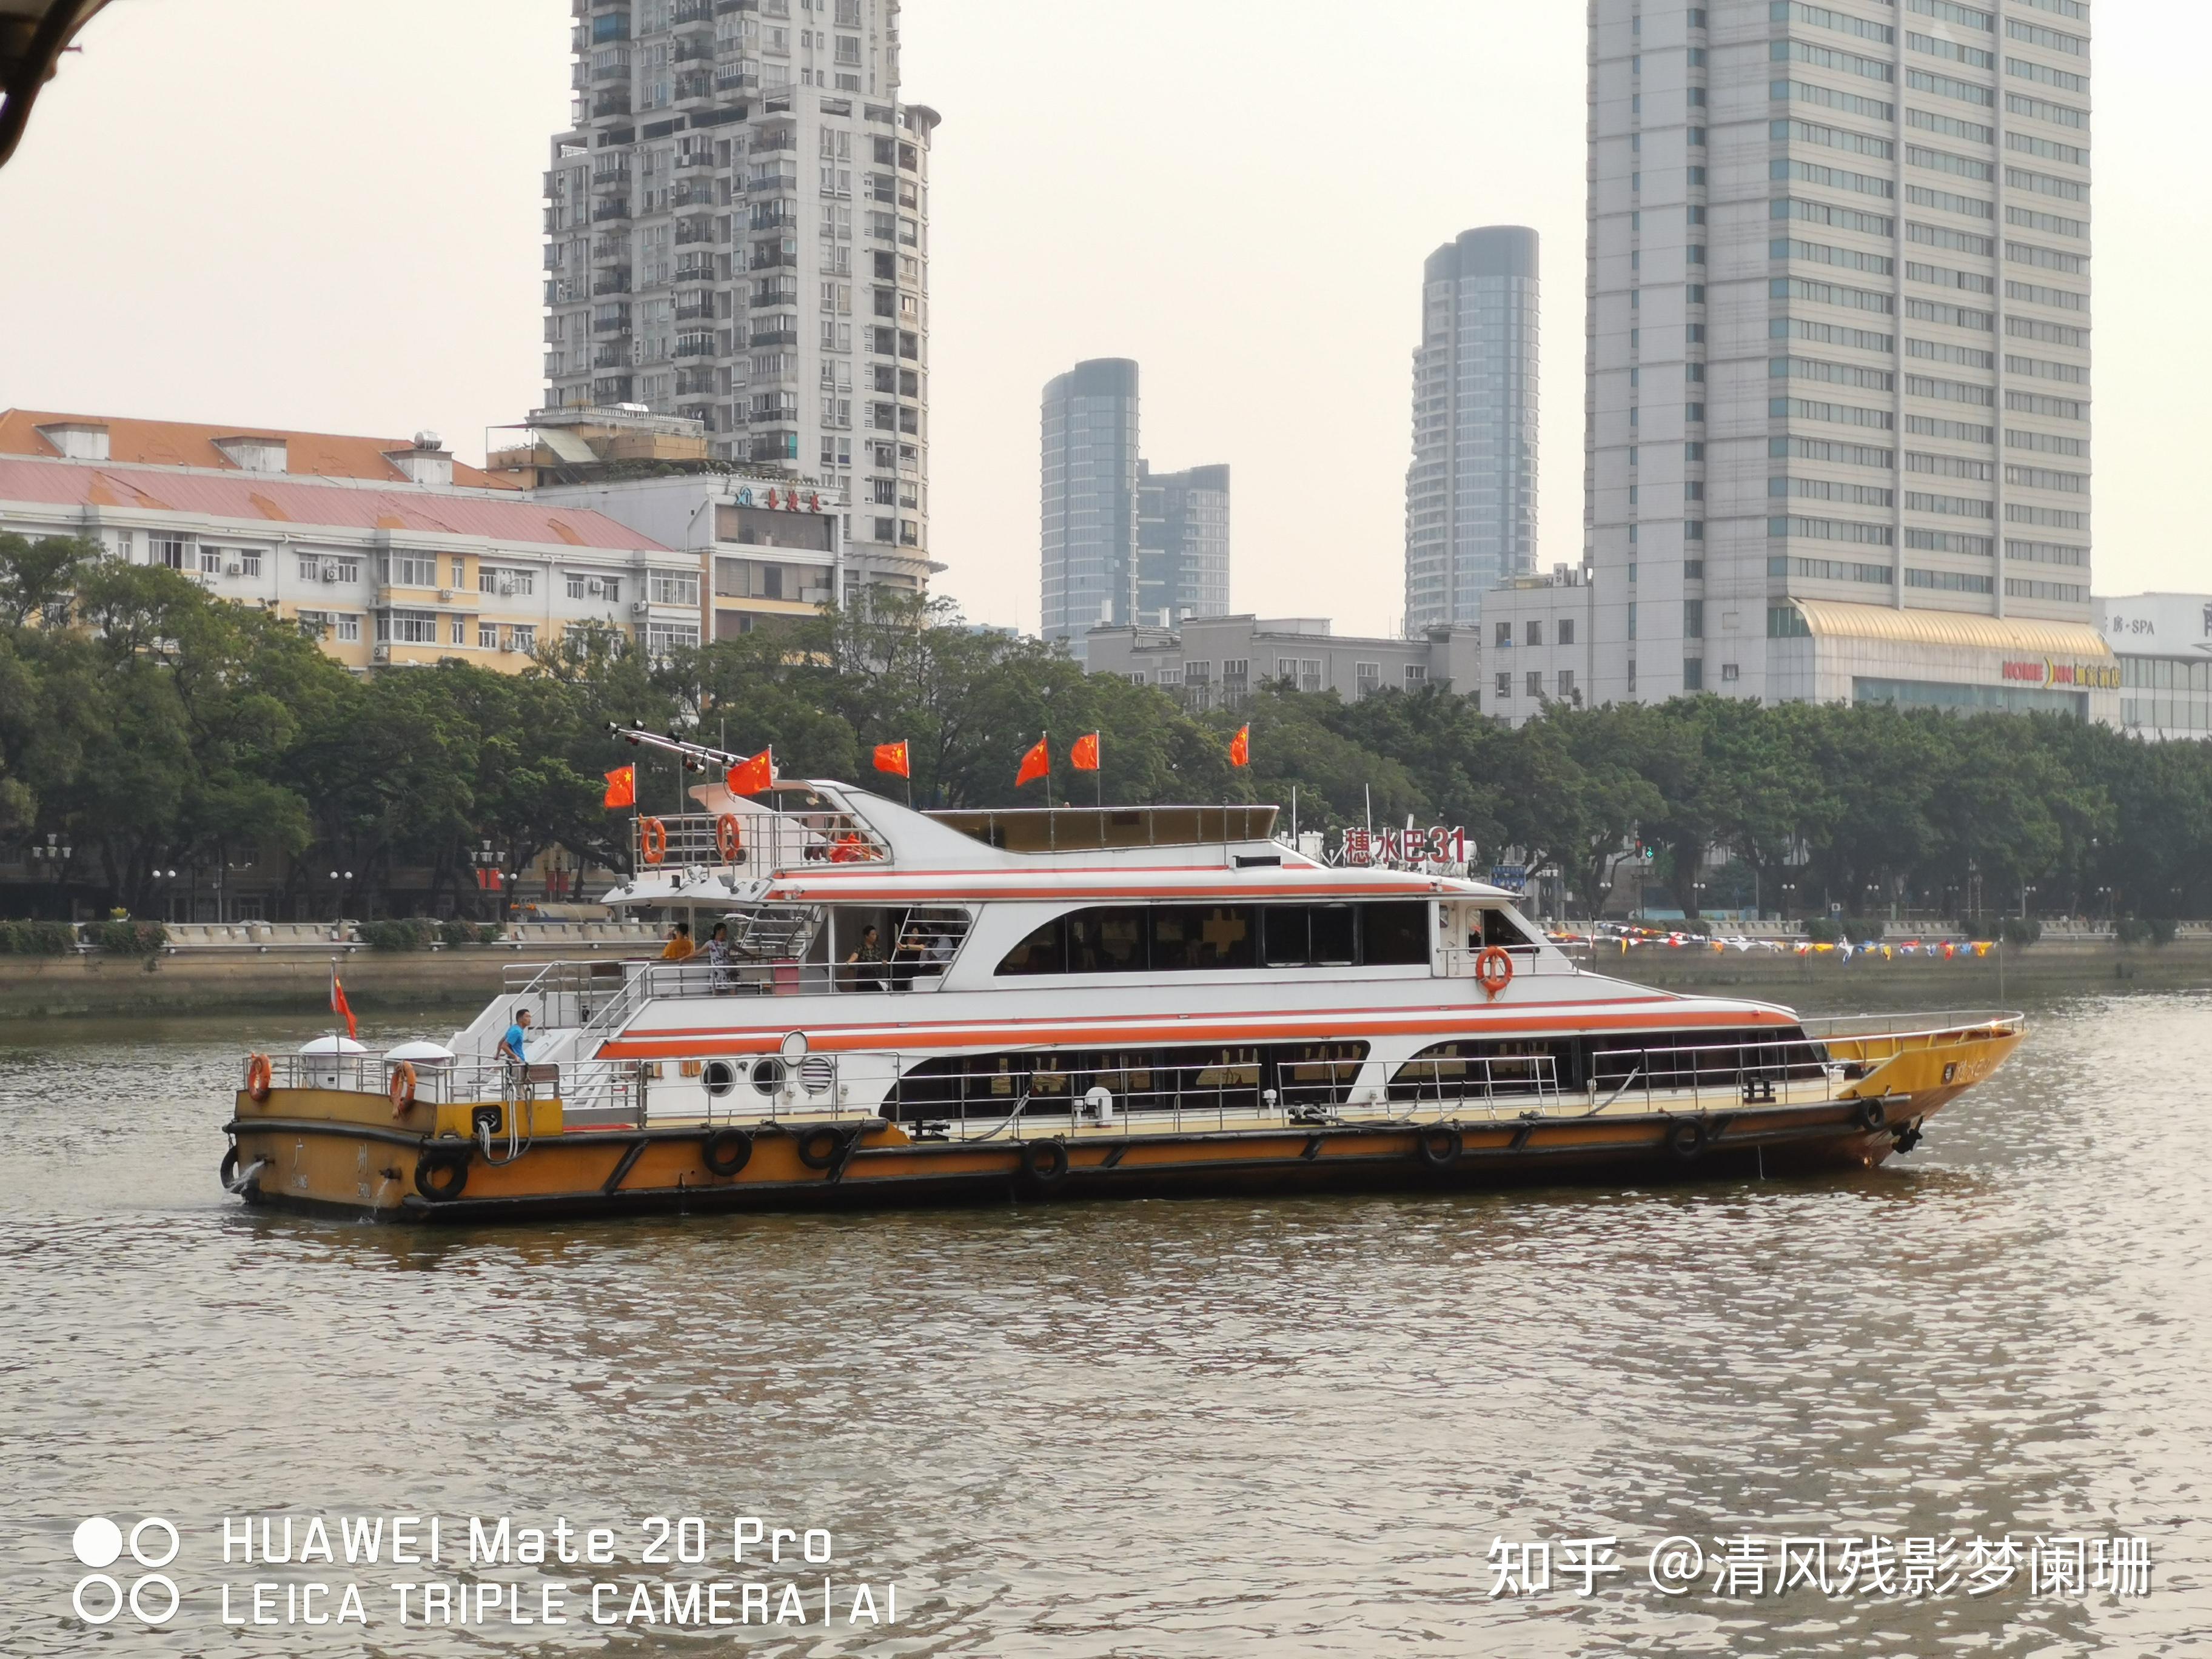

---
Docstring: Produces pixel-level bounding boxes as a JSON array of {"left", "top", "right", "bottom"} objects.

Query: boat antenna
[{"left": 606, "top": 720, "right": 750, "bottom": 774}]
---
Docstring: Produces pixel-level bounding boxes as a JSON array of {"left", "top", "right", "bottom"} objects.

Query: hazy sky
[{"left": 1, "top": 2, "right": 2201, "bottom": 635}]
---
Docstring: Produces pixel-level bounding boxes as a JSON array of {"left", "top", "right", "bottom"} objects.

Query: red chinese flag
[
  {"left": 1015, "top": 736, "right": 1050, "bottom": 788},
  {"left": 331, "top": 973, "right": 358, "bottom": 1042},
  {"left": 603, "top": 764, "right": 635, "bottom": 809},
  {"left": 726, "top": 748, "right": 774, "bottom": 796},
  {"left": 873, "top": 740, "right": 910, "bottom": 779},
  {"left": 1070, "top": 732, "right": 1100, "bottom": 772},
  {"left": 1229, "top": 724, "right": 1251, "bottom": 767}
]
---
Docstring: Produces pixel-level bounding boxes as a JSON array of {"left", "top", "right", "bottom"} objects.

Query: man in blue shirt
[{"left": 501, "top": 1005, "right": 532, "bottom": 1065}]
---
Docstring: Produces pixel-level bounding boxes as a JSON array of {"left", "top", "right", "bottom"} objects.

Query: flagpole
[{"left": 1044, "top": 733, "right": 1053, "bottom": 810}]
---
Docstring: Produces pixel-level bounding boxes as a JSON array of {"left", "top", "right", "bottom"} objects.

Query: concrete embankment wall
[{"left": 2, "top": 939, "right": 2207, "bottom": 1022}]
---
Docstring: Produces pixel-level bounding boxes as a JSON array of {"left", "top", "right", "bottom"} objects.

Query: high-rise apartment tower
[
  {"left": 543, "top": 0, "right": 939, "bottom": 602},
  {"left": 1041, "top": 358, "right": 1142, "bottom": 659},
  {"left": 1587, "top": 0, "right": 2095, "bottom": 709},
  {"left": 1138, "top": 461, "right": 1231, "bottom": 628},
  {"left": 1404, "top": 226, "right": 1541, "bottom": 633}
]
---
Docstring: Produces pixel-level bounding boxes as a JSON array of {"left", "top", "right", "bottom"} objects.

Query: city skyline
[{"left": 0, "top": 2, "right": 2197, "bottom": 639}]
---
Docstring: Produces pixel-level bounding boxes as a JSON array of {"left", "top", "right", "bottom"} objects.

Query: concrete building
[
  {"left": 1404, "top": 226, "right": 1541, "bottom": 633},
  {"left": 1085, "top": 614, "right": 1481, "bottom": 712},
  {"left": 0, "top": 409, "right": 701, "bottom": 669},
  {"left": 1138, "top": 461, "right": 1230, "bottom": 626},
  {"left": 2097, "top": 593, "right": 2212, "bottom": 739},
  {"left": 1587, "top": 1, "right": 2096, "bottom": 711},
  {"left": 529, "top": 466, "right": 848, "bottom": 642},
  {"left": 1480, "top": 566, "right": 1599, "bottom": 725},
  {"left": 1041, "top": 358, "right": 1141, "bottom": 659},
  {"left": 541, "top": 0, "right": 937, "bottom": 598}
]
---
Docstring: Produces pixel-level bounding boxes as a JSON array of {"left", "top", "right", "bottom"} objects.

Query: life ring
[
  {"left": 1019, "top": 1138, "right": 1070, "bottom": 1185},
  {"left": 715, "top": 813, "right": 744, "bottom": 862},
  {"left": 1476, "top": 947, "right": 1514, "bottom": 997},
  {"left": 1854, "top": 1097, "right": 1888, "bottom": 1133},
  {"left": 1416, "top": 1126, "right": 1463, "bottom": 1168},
  {"left": 639, "top": 816, "right": 668, "bottom": 865},
  {"left": 414, "top": 1149, "right": 469, "bottom": 1201},
  {"left": 1666, "top": 1117, "right": 1706, "bottom": 1161},
  {"left": 702, "top": 1127, "right": 754, "bottom": 1176},
  {"left": 796, "top": 1124, "right": 849, "bottom": 1171},
  {"left": 244, "top": 1053, "right": 273, "bottom": 1102},
  {"left": 388, "top": 1062, "right": 418, "bottom": 1115}
]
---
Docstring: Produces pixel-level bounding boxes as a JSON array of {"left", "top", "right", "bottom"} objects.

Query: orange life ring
[
  {"left": 389, "top": 1061, "right": 418, "bottom": 1116},
  {"left": 828, "top": 832, "right": 868, "bottom": 863},
  {"left": 639, "top": 816, "right": 668, "bottom": 865},
  {"left": 715, "top": 813, "right": 744, "bottom": 861},
  {"left": 244, "top": 1053, "right": 273, "bottom": 1102},
  {"left": 1476, "top": 945, "right": 1515, "bottom": 997}
]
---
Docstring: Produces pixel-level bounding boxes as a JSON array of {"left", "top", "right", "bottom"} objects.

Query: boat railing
[
  {"left": 631, "top": 808, "right": 890, "bottom": 875},
  {"left": 1798, "top": 1010, "right": 2023, "bottom": 1042},
  {"left": 246, "top": 1050, "right": 648, "bottom": 1117},
  {"left": 1435, "top": 943, "right": 1577, "bottom": 980},
  {"left": 1389, "top": 1051, "right": 1566, "bottom": 1110}
]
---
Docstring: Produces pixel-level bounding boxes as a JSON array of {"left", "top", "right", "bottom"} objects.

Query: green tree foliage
[{"left": 3, "top": 533, "right": 2210, "bottom": 921}]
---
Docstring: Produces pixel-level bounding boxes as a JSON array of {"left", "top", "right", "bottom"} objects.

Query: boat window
[
  {"left": 999, "top": 916, "right": 1065, "bottom": 976},
  {"left": 884, "top": 1040, "right": 1370, "bottom": 1121},
  {"left": 1262, "top": 904, "right": 1357, "bottom": 967},
  {"left": 1390, "top": 1039, "right": 1568, "bottom": 1101},
  {"left": 996, "top": 900, "right": 1429, "bottom": 976},
  {"left": 1473, "top": 908, "right": 1537, "bottom": 950},
  {"left": 1362, "top": 901, "right": 1430, "bottom": 966},
  {"left": 1150, "top": 905, "right": 1256, "bottom": 971},
  {"left": 1068, "top": 907, "right": 1146, "bottom": 973}
]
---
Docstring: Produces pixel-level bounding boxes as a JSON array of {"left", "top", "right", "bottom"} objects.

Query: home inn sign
[{"left": 2000, "top": 658, "right": 2121, "bottom": 691}]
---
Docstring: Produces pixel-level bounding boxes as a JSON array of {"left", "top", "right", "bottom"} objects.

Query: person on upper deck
[
  {"left": 500, "top": 1005, "right": 532, "bottom": 1065},
  {"left": 845, "top": 924, "right": 886, "bottom": 991},
  {"left": 661, "top": 922, "right": 695, "bottom": 962},
  {"left": 706, "top": 920, "right": 734, "bottom": 993}
]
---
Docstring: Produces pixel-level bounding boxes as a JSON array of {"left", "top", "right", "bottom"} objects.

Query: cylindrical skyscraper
[{"left": 1403, "top": 226, "right": 1540, "bottom": 633}]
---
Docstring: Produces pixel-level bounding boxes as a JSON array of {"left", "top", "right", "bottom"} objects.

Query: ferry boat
[{"left": 221, "top": 734, "right": 2024, "bottom": 1222}]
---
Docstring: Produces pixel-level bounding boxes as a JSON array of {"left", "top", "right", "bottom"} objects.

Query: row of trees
[{"left": 4, "top": 531, "right": 2210, "bottom": 921}]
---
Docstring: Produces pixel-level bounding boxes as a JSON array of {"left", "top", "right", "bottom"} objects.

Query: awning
[{"left": 1790, "top": 598, "right": 2113, "bottom": 660}]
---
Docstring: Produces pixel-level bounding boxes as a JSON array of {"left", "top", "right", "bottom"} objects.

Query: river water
[{"left": 2, "top": 988, "right": 2208, "bottom": 1657}]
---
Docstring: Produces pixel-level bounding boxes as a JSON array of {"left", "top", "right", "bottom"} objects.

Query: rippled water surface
[{"left": 3, "top": 991, "right": 2210, "bottom": 1656}]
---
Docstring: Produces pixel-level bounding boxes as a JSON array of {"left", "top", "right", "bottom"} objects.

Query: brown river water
[{"left": 2, "top": 988, "right": 2208, "bottom": 1657}]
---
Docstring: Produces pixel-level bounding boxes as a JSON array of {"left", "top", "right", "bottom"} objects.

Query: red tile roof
[
  {"left": 0, "top": 407, "right": 520, "bottom": 488},
  {"left": 0, "top": 457, "right": 672, "bottom": 551}
]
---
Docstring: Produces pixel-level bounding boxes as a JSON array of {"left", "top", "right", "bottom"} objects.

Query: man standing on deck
[{"left": 500, "top": 1006, "right": 532, "bottom": 1065}]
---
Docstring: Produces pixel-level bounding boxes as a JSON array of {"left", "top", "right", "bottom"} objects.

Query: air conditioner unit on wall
[
  {"left": 631, "top": 600, "right": 651, "bottom": 616},
  {"left": 320, "top": 565, "right": 341, "bottom": 583},
  {"left": 224, "top": 562, "right": 243, "bottom": 577}
]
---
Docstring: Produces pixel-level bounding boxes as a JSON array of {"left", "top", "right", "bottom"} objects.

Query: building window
[
  {"left": 646, "top": 622, "right": 701, "bottom": 660},
  {"left": 1628, "top": 659, "right": 1638, "bottom": 694},
  {"left": 650, "top": 571, "right": 701, "bottom": 606},
  {"left": 480, "top": 566, "right": 535, "bottom": 597},
  {"left": 334, "top": 614, "right": 361, "bottom": 643},
  {"left": 1684, "top": 599, "right": 1704, "bottom": 638},
  {"left": 1526, "top": 620, "right": 1544, "bottom": 648},
  {"left": 1721, "top": 662, "right": 1741, "bottom": 682},
  {"left": 450, "top": 618, "right": 467, "bottom": 645},
  {"left": 1404, "top": 665, "right": 1427, "bottom": 688},
  {"left": 377, "top": 610, "right": 438, "bottom": 645},
  {"left": 1495, "top": 671, "right": 1512, "bottom": 699},
  {"left": 1558, "top": 669, "right": 1576, "bottom": 698},
  {"left": 383, "top": 554, "right": 438, "bottom": 588},
  {"left": 1494, "top": 621, "right": 1512, "bottom": 648},
  {"left": 150, "top": 535, "right": 190, "bottom": 570},
  {"left": 1683, "top": 658, "right": 1705, "bottom": 692},
  {"left": 1558, "top": 619, "right": 1575, "bottom": 646},
  {"left": 1526, "top": 670, "right": 1544, "bottom": 699},
  {"left": 240, "top": 551, "right": 262, "bottom": 577},
  {"left": 511, "top": 625, "right": 536, "bottom": 654},
  {"left": 478, "top": 623, "right": 499, "bottom": 649},
  {"left": 1355, "top": 662, "right": 1381, "bottom": 699},
  {"left": 565, "top": 572, "right": 622, "bottom": 603},
  {"left": 452, "top": 558, "right": 468, "bottom": 588}
]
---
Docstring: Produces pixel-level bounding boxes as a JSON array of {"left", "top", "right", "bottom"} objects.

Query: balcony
[
  {"left": 592, "top": 345, "right": 628, "bottom": 370},
  {"left": 675, "top": 367, "right": 718, "bottom": 395},
  {"left": 748, "top": 325, "right": 799, "bottom": 347},
  {"left": 591, "top": 234, "right": 627, "bottom": 260},
  {"left": 715, "top": 0, "right": 757, "bottom": 12},
  {"left": 591, "top": 198, "right": 629, "bottom": 222},
  {"left": 716, "top": 68, "right": 757, "bottom": 94},
  {"left": 591, "top": 55, "right": 631, "bottom": 82},
  {"left": 675, "top": 71, "right": 714, "bottom": 101},
  {"left": 591, "top": 90, "right": 632, "bottom": 118},
  {"left": 674, "top": 34, "right": 714, "bottom": 60},
  {"left": 674, "top": 296, "right": 717, "bottom": 322},
  {"left": 746, "top": 167, "right": 797, "bottom": 194},
  {"left": 749, "top": 128, "right": 797, "bottom": 155},
  {"left": 673, "top": 0, "right": 715, "bottom": 21},
  {"left": 672, "top": 180, "right": 718, "bottom": 209},
  {"left": 544, "top": 279, "right": 575, "bottom": 305},
  {"left": 675, "top": 150, "right": 717, "bottom": 170},
  {"left": 749, "top": 282, "right": 797, "bottom": 308},
  {"left": 674, "top": 336, "right": 719, "bottom": 358},
  {"left": 749, "top": 434, "right": 797, "bottom": 464},
  {"left": 674, "top": 219, "right": 718, "bottom": 246},
  {"left": 592, "top": 310, "right": 632, "bottom": 333},
  {"left": 591, "top": 271, "right": 634, "bottom": 296},
  {"left": 748, "top": 246, "right": 797, "bottom": 271}
]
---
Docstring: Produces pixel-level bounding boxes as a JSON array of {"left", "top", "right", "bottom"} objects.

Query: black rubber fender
[
  {"left": 219, "top": 1144, "right": 239, "bottom": 1188},
  {"left": 1666, "top": 1117, "right": 1707, "bottom": 1161},
  {"left": 414, "top": 1149, "right": 470, "bottom": 1202},
  {"left": 796, "top": 1125, "right": 849, "bottom": 1171},
  {"left": 701, "top": 1127, "right": 754, "bottom": 1177},
  {"left": 1019, "top": 1138, "right": 1070, "bottom": 1185},
  {"left": 1855, "top": 1097, "right": 1888, "bottom": 1133},
  {"left": 1415, "top": 1126, "right": 1463, "bottom": 1168}
]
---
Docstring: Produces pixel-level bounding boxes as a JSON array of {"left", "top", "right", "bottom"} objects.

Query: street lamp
[
  {"left": 1781, "top": 881, "right": 1797, "bottom": 924},
  {"left": 328, "top": 870, "right": 353, "bottom": 936},
  {"left": 2022, "top": 883, "right": 2038, "bottom": 920}
]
